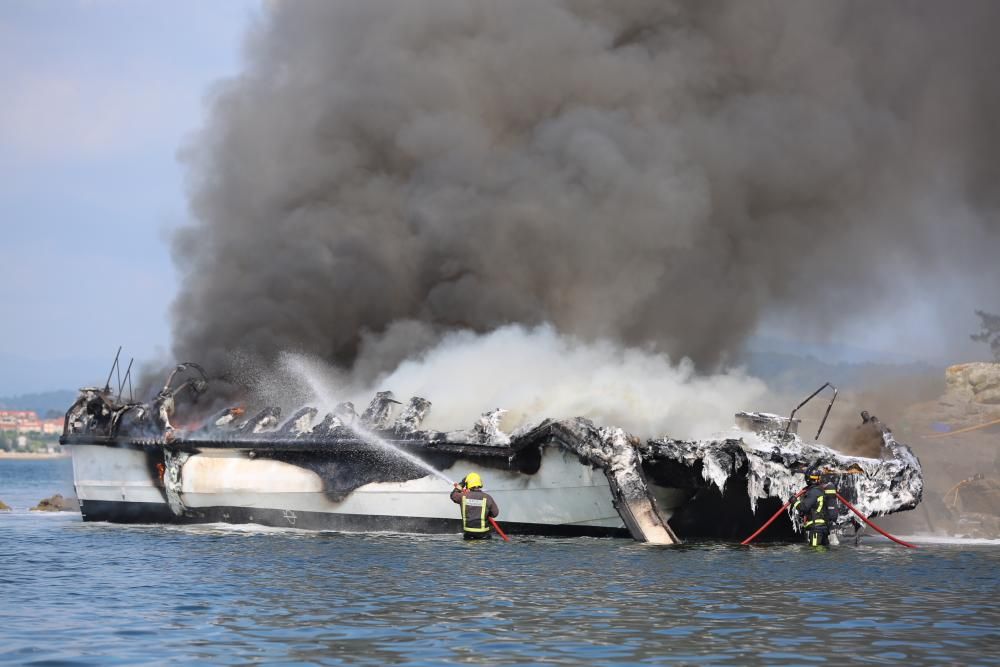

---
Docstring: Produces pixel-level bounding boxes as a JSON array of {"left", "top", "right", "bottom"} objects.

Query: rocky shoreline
[
  {"left": 31, "top": 494, "right": 80, "bottom": 512},
  {"left": 0, "top": 494, "right": 80, "bottom": 512}
]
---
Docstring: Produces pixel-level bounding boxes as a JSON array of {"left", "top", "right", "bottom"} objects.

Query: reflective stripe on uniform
[{"left": 461, "top": 496, "right": 489, "bottom": 533}]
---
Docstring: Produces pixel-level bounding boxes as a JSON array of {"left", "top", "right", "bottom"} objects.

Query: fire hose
[
  {"left": 740, "top": 488, "right": 808, "bottom": 545},
  {"left": 835, "top": 492, "right": 916, "bottom": 549},
  {"left": 741, "top": 487, "right": 917, "bottom": 548},
  {"left": 489, "top": 516, "right": 510, "bottom": 542},
  {"left": 453, "top": 482, "right": 510, "bottom": 542}
]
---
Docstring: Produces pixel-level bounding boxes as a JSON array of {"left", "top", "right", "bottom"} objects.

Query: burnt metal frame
[{"left": 782, "top": 382, "right": 839, "bottom": 441}]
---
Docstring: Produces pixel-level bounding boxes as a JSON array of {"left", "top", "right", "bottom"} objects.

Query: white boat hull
[{"left": 66, "top": 443, "right": 655, "bottom": 536}]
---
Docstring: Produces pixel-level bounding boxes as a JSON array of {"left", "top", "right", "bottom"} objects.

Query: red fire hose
[
  {"left": 741, "top": 488, "right": 808, "bottom": 545},
  {"left": 489, "top": 516, "right": 510, "bottom": 542},
  {"left": 453, "top": 482, "right": 510, "bottom": 541},
  {"left": 741, "top": 487, "right": 917, "bottom": 548},
  {"left": 836, "top": 492, "right": 916, "bottom": 549}
]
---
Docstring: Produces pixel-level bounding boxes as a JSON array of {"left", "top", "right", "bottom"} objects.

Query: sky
[
  {"left": 0, "top": 1, "right": 994, "bottom": 397},
  {"left": 0, "top": 0, "right": 258, "bottom": 394}
]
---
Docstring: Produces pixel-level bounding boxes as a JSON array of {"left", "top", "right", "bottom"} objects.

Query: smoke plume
[
  {"left": 171, "top": 1, "right": 1000, "bottom": 399},
  {"left": 240, "top": 325, "right": 769, "bottom": 439}
]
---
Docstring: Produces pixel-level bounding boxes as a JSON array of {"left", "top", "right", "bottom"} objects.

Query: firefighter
[
  {"left": 450, "top": 472, "right": 500, "bottom": 540},
  {"left": 794, "top": 467, "right": 838, "bottom": 546}
]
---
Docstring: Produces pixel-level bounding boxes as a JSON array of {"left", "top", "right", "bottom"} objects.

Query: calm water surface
[{"left": 1, "top": 458, "right": 998, "bottom": 665}]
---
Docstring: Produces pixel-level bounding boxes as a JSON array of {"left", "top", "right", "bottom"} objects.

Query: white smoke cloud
[{"left": 277, "top": 324, "right": 769, "bottom": 440}]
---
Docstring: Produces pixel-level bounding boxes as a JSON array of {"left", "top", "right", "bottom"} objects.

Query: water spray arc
[
  {"left": 287, "top": 355, "right": 455, "bottom": 485},
  {"left": 350, "top": 420, "right": 455, "bottom": 486}
]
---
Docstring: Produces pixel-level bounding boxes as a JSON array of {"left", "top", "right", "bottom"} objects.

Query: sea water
[{"left": 1, "top": 458, "right": 998, "bottom": 666}]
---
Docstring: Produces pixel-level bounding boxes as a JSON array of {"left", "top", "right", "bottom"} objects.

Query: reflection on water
[{"left": 1, "top": 460, "right": 998, "bottom": 665}]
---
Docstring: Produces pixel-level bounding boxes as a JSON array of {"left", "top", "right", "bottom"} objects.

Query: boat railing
[{"left": 783, "top": 382, "right": 839, "bottom": 441}]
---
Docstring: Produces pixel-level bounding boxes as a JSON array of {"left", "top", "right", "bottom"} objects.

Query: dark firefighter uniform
[
  {"left": 449, "top": 472, "right": 500, "bottom": 540},
  {"left": 794, "top": 469, "right": 838, "bottom": 547}
]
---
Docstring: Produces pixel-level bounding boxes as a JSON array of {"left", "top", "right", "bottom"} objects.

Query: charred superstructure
[{"left": 62, "top": 365, "right": 923, "bottom": 544}]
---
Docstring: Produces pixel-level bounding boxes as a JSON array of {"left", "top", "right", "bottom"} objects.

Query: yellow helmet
[{"left": 464, "top": 472, "right": 483, "bottom": 489}]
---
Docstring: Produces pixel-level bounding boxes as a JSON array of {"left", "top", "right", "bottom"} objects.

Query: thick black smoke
[{"left": 171, "top": 0, "right": 1000, "bottom": 389}]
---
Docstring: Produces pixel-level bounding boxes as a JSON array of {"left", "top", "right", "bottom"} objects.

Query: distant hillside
[
  {"left": 0, "top": 390, "right": 77, "bottom": 417},
  {"left": 744, "top": 335, "right": 929, "bottom": 366},
  {"left": 742, "top": 350, "right": 943, "bottom": 395}
]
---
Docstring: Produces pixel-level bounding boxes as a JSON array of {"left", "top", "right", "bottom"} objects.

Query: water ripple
[{"left": 2, "top": 462, "right": 999, "bottom": 665}]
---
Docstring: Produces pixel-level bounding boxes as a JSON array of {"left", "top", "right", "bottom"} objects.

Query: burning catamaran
[{"left": 60, "top": 363, "right": 923, "bottom": 544}]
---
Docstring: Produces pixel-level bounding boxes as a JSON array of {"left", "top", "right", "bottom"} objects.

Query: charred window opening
[{"left": 669, "top": 480, "right": 798, "bottom": 542}]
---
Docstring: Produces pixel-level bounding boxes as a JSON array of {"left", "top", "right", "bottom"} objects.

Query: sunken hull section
[{"left": 61, "top": 365, "right": 923, "bottom": 543}]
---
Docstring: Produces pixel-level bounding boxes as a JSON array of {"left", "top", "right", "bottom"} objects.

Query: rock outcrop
[
  {"left": 31, "top": 494, "right": 80, "bottom": 512},
  {"left": 946, "top": 362, "right": 1000, "bottom": 405}
]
